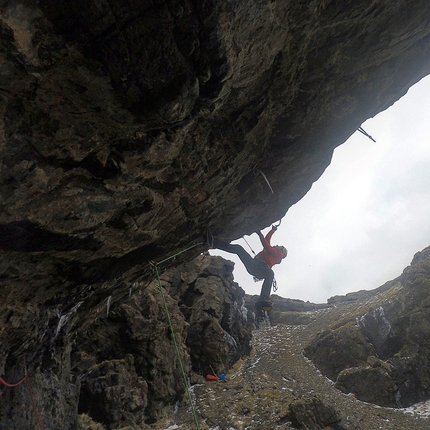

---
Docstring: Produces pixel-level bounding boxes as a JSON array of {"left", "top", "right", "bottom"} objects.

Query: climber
[{"left": 206, "top": 226, "right": 287, "bottom": 308}]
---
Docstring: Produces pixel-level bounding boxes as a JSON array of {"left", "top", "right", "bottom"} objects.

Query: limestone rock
[
  {"left": 305, "top": 245, "right": 430, "bottom": 408},
  {"left": 304, "top": 322, "right": 376, "bottom": 381},
  {"left": 335, "top": 366, "right": 398, "bottom": 408},
  {"left": 245, "top": 293, "right": 331, "bottom": 326},
  {"left": 286, "top": 395, "right": 343, "bottom": 430},
  {"left": 163, "top": 254, "right": 254, "bottom": 376},
  {"left": 78, "top": 357, "right": 148, "bottom": 427},
  {"left": 327, "top": 279, "right": 398, "bottom": 305},
  {"left": 68, "top": 254, "right": 254, "bottom": 426},
  {"left": 69, "top": 284, "right": 190, "bottom": 425},
  {"left": 246, "top": 294, "right": 329, "bottom": 313}
]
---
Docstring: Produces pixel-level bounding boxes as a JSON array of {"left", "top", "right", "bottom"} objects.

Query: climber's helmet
[{"left": 275, "top": 246, "right": 288, "bottom": 258}]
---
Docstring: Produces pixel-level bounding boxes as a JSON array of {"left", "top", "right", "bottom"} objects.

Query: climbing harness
[
  {"left": 0, "top": 373, "right": 43, "bottom": 430},
  {"left": 252, "top": 275, "right": 278, "bottom": 292},
  {"left": 357, "top": 126, "right": 376, "bottom": 142},
  {"left": 150, "top": 242, "right": 203, "bottom": 430}
]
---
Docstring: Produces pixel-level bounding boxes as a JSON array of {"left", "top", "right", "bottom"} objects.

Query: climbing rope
[
  {"left": 0, "top": 374, "right": 43, "bottom": 430},
  {"left": 151, "top": 242, "right": 202, "bottom": 430},
  {"left": 153, "top": 241, "right": 204, "bottom": 266}
]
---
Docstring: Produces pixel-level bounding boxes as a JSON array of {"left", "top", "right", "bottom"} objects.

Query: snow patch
[{"left": 402, "top": 399, "right": 430, "bottom": 418}]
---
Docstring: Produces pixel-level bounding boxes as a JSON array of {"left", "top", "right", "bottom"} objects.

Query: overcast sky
[{"left": 212, "top": 74, "right": 430, "bottom": 304}]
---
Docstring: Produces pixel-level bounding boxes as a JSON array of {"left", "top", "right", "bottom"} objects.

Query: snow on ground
[{"left": 402, "top": 399, "right": 430, "bottom": 418}]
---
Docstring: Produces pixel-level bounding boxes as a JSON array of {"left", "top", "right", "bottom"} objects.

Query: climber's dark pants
[{"left": 214, "top": 239, "right": 274, "bottom": 298}]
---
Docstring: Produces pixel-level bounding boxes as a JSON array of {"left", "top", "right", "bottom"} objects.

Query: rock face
[
  {"left": 287, "top": 396, "right": 343, "bottom": 430},
  {"left": 152, "top": 279, "right": 430, "bottom": 430},
  {"left": 74, "top": 286, "right": 191, "bottom": 426},
  {"left": 245, "top": 293, "right": 331, "bottom": 326},
  {"left": 163, "top": 255, "right": 254, "bottom": 376},
  {"left": 0, "top": 254, "right": 254, "bottom": 428},
  {"left": 3, "top": 1, "right": 430, "bottom": 285},
  {"left": 304, "top": 246, "right": 430, "bottom": 408},
  {"left": 2, "top": 0, "right": 430, "bottom": 428}
]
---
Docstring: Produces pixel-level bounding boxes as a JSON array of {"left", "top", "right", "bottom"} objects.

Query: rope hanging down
[
  {"left": 151, "top": 242, "right": 202, "bottom": 430},
  {"left": 0, "top": 374, "right": 43, "bottom": 430}
]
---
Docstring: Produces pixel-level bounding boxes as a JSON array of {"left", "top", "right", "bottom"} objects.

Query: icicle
[
  {"left": 106, "top": 295, "right": 112, "bottom": 317},
  {"left": 55, "top": 301, "right": 83, "bottom": 338},
  {"left": 258, "top": 169, "right": 274, "bottom": 194},
  {"left": 129, "top": 281, "right": 138, "bottom": 297}
]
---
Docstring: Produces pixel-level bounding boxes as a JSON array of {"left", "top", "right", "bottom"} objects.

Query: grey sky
[{"left": 212, "top": 75, "right": 430, "bottom": 304}]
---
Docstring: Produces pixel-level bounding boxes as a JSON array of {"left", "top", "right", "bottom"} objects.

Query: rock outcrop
[
  {"left": 245, "top": 293, "right": 331, "bottom": 326},
  {"left": 3, "top": 0, "right": 430, "bottom": 289},
  {"left": 163, "top": 254, "right": 254, "bottom": 375},
  {"left": 304, "top": 246, "right": 430, "bottom": 408},
  {"left": 1, "top": 254, "right": 254, "bottom": 428},
  {"left": 286, "top": 396, "right": 343, "bottom": 430},
  {"left": 2, "top": 0, "right": 430, "bottom": 428},
  {"left": 158, "top": 298, "right": 430, "bottom": 430}
]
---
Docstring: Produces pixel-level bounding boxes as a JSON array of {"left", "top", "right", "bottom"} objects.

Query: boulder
[
  {"left": 335, "top": 366, "right": 398, "bottom": 408},
  {"left": 304, "top": 322, "right": 376, "bottom": 381},
  {"left": 287, "top": 395, "right": 344, "bottom": 430}
]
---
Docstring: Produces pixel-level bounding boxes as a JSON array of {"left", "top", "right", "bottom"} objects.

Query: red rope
[
  {"left": 0, "top": 375, "right": 27, "bottom": 387},
  {"left": 25, "top": 375, "right": 43, "bottom": 430},
  {"left": 0, "top": 374, "right": 43, "bottom": 430}
]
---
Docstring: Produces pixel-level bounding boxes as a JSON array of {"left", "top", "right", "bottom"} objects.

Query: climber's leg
[
  {"left": 213, "top": 239, "right": 258, "bottom": 276},
  {"left": 259, "top": 267, "right": 274, "bottom": 299}
]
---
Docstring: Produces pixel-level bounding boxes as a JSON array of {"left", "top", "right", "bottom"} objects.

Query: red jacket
[{"left": 255, "top": 229, "right": 284, "bottom": 268}]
